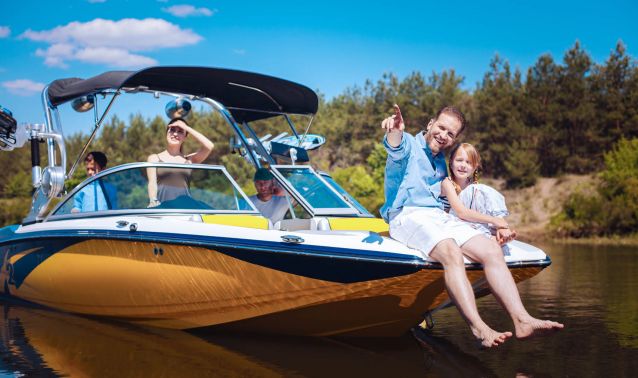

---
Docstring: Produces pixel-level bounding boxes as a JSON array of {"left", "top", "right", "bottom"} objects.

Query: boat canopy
[{"left": 46, "top": 67, "right": 319, "bottom": 123}]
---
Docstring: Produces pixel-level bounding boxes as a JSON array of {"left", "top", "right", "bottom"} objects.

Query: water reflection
[
  {"left": 423, "top": 242, "right": 638, "bottom": 377},
  {"left": 0, "top": 303, "right": 442, "bottom": 377},
  {"left": 0, "top": 243, "right": 637, "bottom": 377},
  {"left": 0, "top": 305, "right": 282, "bottom": 377}
]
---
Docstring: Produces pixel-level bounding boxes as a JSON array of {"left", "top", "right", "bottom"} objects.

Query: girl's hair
[{"left": 449, "top": 143, "right": 481, "bottom": 193}]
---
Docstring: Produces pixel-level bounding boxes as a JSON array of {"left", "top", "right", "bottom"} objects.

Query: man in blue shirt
[
  {"left": 382, "top": 105, "right": 563, "bottom": 348},
  {"left": 72, "top": 151, "right": 117, "bottom": 213}
]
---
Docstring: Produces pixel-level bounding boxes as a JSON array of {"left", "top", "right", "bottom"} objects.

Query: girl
[{"left": 441, "top": 143, "right": 516, "bottom": 245}]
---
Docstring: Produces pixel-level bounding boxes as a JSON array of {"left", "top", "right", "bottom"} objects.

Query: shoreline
[{"left": 547, "top": 235, "right": 638, "bottom": 247}]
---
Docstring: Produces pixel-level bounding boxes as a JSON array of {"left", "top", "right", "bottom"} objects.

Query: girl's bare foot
[
  {"left": 515, "top": 317, "right": 564, "bottom": 340},
  {"left": 471, "top": 325, "right": 513, "bottom": 348}
]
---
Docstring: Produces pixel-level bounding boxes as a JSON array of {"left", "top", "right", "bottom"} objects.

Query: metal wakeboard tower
[{"left": 5, "top": 66, "right": 320, "bottom": 224}]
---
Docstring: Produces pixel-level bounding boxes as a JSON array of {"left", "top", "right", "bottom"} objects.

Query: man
[
  {"left": 249, "top": 168, "right": 290, "bottom": 224},
  {"left": 72, "top": 151, "right": 117, "bottom": 213},
  {"left": 381, "top": 105, "right": 563, "bottom": 348}
]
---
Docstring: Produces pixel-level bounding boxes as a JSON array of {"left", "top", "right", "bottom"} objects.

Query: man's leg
[
  {"left": 429, "top": 239, "right": 512, "bottom": 347},
  {"left": 461, "top": 235, "right": 564, "bottom": 339}
]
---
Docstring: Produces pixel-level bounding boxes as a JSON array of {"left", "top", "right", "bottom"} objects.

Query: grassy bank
[{"left": 491, "top": 174, "right": 590, "bottom": 242}]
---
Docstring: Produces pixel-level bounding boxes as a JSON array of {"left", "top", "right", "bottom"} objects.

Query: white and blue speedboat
[{"left": 0, "top": 67, "right": 550, "bottom": 336}]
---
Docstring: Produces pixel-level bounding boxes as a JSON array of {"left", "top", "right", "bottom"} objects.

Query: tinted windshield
[
  {"left": 272, "top": 166, "right": 355, "bottom": 214},
  {"left": 53, "top": 164, "right": 254, "bottom": 216}
]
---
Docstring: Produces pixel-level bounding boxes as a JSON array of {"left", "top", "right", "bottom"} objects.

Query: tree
[
  {"left": 524, "top": 54, "right": 563, "bottom": 176},
  {"left": 591, "top": 41, "right": 638, "bottom": 146},
  {"left": 555, "top": 41, "right": 596, "bottom": 173},
  {"left": 472, "top": 55, "right": 536, "bottom": 187}
]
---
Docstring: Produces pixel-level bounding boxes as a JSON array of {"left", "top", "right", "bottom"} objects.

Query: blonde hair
[{"left": 449, "top": 143, "right": 481, "bottom": 194}]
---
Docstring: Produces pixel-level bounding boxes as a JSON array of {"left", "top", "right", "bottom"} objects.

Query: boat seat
[
  {"left": 201, "top": 214, "right": 272, "bottom": 229},
  {"left": 274, "top": 217, "right": 331, "bottom": 231}
]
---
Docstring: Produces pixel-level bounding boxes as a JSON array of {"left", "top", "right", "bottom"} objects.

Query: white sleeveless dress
[{"left": 450, "top": 183, "right": 509, "bottom": 236}]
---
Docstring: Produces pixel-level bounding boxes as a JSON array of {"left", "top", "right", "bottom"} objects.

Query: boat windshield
[
  {"left": 319, "top": 173, "right": 373, "bottom": 217},
  {"left": 50, "top": 163, "right": 256, "bottom": 218},
  {"left": 271, "top": 165, "right": 358, "bottom": 216}
]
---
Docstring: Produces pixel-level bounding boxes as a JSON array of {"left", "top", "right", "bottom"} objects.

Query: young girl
[{"left": 441, "top": 143, "right": 516, "bottom": 245}]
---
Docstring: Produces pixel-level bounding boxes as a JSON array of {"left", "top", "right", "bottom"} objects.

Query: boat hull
[{"left": 0, "top": 233, "right": 548, "bottom": 337}]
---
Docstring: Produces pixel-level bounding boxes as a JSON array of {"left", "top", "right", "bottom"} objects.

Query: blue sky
[{"left": 1, "top": 0, "right": 637, "bottom": 135}]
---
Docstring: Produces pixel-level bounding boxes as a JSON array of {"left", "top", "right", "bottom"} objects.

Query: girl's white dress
[{"left": 450, "top": 183, "right": 509, "bottom": 236}]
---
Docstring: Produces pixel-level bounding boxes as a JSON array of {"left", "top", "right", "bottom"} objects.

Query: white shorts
[{"left": 389, "top": 207, "right": 483, "bottom": 256}]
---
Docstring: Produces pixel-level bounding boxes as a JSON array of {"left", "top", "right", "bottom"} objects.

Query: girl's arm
[
  {"left": 182, "top": 125, "right": 214, "bottom": 164},
  {"left": 441, "top": 179, "right": 509, "bottom": 229}
]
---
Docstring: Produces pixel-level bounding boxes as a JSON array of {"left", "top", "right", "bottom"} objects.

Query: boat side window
[{"left": 52, "top": 166, "right": 254, "bottom": 216}]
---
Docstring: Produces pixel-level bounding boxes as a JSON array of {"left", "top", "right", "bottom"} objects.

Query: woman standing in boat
[{"left": 147, "top": 118, "right": 214, "bottom": 207}]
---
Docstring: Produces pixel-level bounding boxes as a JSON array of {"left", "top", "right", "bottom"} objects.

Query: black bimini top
[{"left": 46, "top": 66, "right": 318, "bottom": 123}]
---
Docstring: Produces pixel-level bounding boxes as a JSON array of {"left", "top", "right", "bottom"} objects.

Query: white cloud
[
  {"left": 20, "top": 18, "right": 202, "bottom": 68},
  {"left": 2, "top": 79, "right": 45, "bottom": 96},
  {"left": 0, "top": 26, "right": 10, "bottom": 38},
  {"left": 162, "top": 5, "right": 215, "bottom": 17},
  {"left": 76, "top": 47, "right": 157, "bottom": 67},
  {"left": 34, "top": 44, "right": 157, "bottom": 68},
  {"left": 232, "top": 49, "right": 246, "bottom": 55},
  {"left": 35, "top": 43, "right": 75, "bottom": 68}
]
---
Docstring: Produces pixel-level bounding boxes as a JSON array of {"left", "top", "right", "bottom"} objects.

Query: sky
[{"left": 1, "top": 0, "right": 637, "bottom": 136}]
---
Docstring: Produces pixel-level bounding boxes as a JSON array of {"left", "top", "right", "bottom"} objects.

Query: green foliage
[
  {"left": 502, "top": 141, "right": 540, "bottom": 189},
  {"left": 2, "top": 40, "right": 638, "bottom": 235},
  {"left": 4, "top": 171, "right": 32, "bottom": 198},
  {"left": 332, "top": 165, "right": 384, "bottom": 215},
  {"left": 470, "top": 55, "right": 531, "bottom": 186},
  {"left": 553, "top": 138, "right": 638, "bottom": 236},
  {"left": 0, "top": 198, "right": 31, "bottom": 226},
  {"left": 366, "top": 143, "right": 387, "bottom": 183}
]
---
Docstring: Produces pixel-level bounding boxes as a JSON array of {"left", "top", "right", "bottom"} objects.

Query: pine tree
[
  {"left": 524, "top": 54, "right": 563, "bottom": 176},
  {"left": 472, "top": 55, "right": 536, "bottom": 186},
  {"left": 555, "top": 41, "right": 596, "bottom": 173},
  {"left": 591, "top": 41, "right": 638, "bottom": 148}
]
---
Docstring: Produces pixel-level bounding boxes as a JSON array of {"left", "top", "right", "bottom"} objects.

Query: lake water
[{"left": 1, "top": 242, "right": 636, "bottom": 377}]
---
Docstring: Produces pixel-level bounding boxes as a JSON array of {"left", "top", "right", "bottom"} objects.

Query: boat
[{"left": 0, "top": 67, "right": 551, "bottom": 337}]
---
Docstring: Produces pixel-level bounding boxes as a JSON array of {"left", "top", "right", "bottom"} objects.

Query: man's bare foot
[
  {"left": 515, "top": 317, "right": 564, "bottom": 340},
  {"left": 471, "top": 325, "right": 513, "bottom": 348}
]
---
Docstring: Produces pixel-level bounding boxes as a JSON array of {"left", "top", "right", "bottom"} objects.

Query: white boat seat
[{"left": 274, "top": 217, "right": 331, "bottom": 231}]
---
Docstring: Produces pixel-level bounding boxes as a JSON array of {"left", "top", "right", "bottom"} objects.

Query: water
[{"left": 0, "top": 243, "right": 636, "bottom": 377}]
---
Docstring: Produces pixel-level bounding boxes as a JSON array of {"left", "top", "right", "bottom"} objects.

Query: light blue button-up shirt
[
  {"left": 380, "top": 131, "right": 448, "bottom": 222},
  {"left": 73, "top": 181, "right": 117, "bottom": 212}
]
